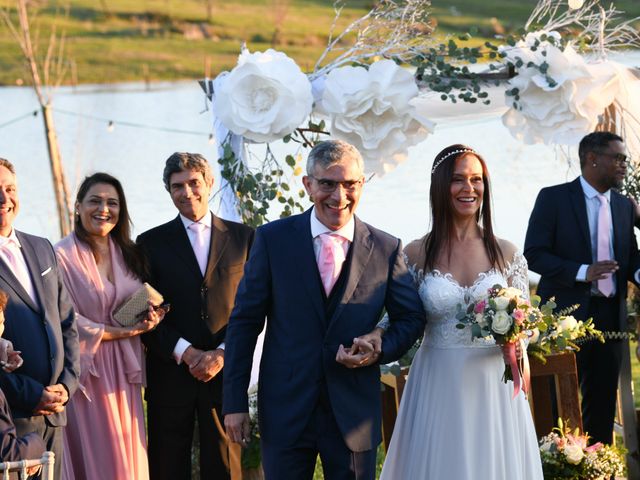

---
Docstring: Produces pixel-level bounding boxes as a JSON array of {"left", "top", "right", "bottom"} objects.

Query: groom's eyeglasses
[
  {"left": 309, "top": 176, "right": 364, "bottom": 193},
  {"left": 596, "top": 151, "right": 630, "bottom": 166}
]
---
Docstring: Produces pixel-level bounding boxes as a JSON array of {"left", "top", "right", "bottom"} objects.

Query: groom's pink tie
[
  {"left": 188, "top": 222, "right": 209, "bottom": 276},
  {"left": 596, "top": 194, "right": 614, "bottom": 297},
  {"left": 317, "top": 233, "right": 347, "bottom": 296}
]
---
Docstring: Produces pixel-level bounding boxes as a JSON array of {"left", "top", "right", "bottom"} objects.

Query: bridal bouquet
[
  {"left": 456, "top": 284, "right": 545, "bottom": 396},
  {"left": 456, "top": 285, "right": 603, "bottom": 397},
  {"left": 539, "top": 419, "right": 625, "bottom": 479}
]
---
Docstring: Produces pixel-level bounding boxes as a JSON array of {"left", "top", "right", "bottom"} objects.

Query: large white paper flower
[
  {"left": 214, "top": 49, "right": 313, "bottom": 143},
  {"left": 317, "top": 60, "right": 435, "bottom": 175},
  {"left": 501, "top": 34, "right": 620, "bottom": 145}
]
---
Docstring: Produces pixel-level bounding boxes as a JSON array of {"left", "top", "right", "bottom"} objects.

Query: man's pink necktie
[
  {"left": 596, "top": 194, "right": 614, "bottom": 297},
  {"left": 0, "top": 239, "right": 37, "bottom": 303},
  {"left": 317, "top": 233, "right": 346, "bottom": 296},
  {"left": 188, "top": 222, "right": 208, "bottom": 276}
]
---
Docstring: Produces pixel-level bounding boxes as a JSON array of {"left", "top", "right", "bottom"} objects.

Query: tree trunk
[
  {"left": 206, "top": 0, "right": 213, "bottom": 22},
  {"left": 42, "top": 104, "right": 72, "bottom": 237}
]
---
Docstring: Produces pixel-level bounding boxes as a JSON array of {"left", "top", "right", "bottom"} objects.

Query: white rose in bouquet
[
  {"left": 492, "top": 311, "right": 513, "bottom": 335},
  {"left": 502, "top": 287, "right": 523, "bottom": 301},
  {"left": 529, "top": 327, "right": 540, "bottom": 344},
  {"left": 214, "top": 48, "right": 313, "bottom": 143},
  {"left": 493, "top": 296, "right": 511, "bottom": 311},
  {"left": 559, "top": 315, "right": 578, "bottom": 332},
  {"left": 475, "top": 312, "right": 488, "bottom": 328},
  {"left": 563, "top": 444, "right": 584, "bottom": 465},
  {"left": 318, "top": 59, "right": 435, "bottom": 175}
]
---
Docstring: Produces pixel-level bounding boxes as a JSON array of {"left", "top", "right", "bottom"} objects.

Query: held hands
[
  {"left": 335, "top": 327, "right": 384, "bottom": 369},
  {"left": 585, "top": 261, "right": 618, "bottom": 282},
  {"left": 183, "top": 346, "right": 224, "bottom": 382},
  {"left": 224, "top": 412, "right": 250, "bottom": 447},
  {"left": 0, "top": 338, "right": 23, "bottom": 372},
  {"left": 33, "top": 384, "right": 68, "bottom": 416}
]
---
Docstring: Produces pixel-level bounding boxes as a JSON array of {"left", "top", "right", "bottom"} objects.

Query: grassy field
[{"left": 0, "top": 0, "right": 638, "bottom": 85}]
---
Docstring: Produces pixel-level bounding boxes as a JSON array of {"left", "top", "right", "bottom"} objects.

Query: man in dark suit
[
  {"left": 0, "top": 290, "right": 46, "bottom": 466},
  {"left": 524, "top": 131, "right": 640, "bottom": 444},
  {"left": 138, "top": 152, "right": 253, "bottom": 480},
  {"left": 0, "top": 158, "right": 80, "bottom": 477},
  {"left": 223, "top": 140, "right": 426, "bottom": 480}
]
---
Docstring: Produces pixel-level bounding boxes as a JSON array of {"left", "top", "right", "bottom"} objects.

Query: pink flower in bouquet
[
  {"left": 511, "top": 308, "right": 525, "bottom": 325},
  {"left": 474, "top": 300, "right": 487, "bottom": 314},
  {"left": 585, "top": 442, "right": 603, "bottom": 453}
]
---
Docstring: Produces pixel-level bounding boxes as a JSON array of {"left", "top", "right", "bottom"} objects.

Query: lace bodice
[{"left": 415, "top": 252, "right": 529, "bottom": 349}]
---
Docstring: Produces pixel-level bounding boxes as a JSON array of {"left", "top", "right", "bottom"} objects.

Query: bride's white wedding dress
[{"left": 380, "top": 252, "right": 543, "bottom": 479}]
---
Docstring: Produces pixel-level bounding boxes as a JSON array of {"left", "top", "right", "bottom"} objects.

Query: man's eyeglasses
[
  {"left": 596, "top": 151, "right": 630, "bottom": 166},
  {"left": 309, "top": 176, "right": 364, "bottom": 193}
]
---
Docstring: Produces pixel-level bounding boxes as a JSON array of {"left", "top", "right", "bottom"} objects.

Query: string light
[
  {"left": 568, "top": 0, "right": 584, "bottom": 9},
  {"left": 1, "top": 107, "right": 214, "bottom": 142},
  {"left": 0, "top": 110, "right": 38, "bottom": 129},
  {"left": 53, "top": 108, "right": 212, "bottom": 139}
]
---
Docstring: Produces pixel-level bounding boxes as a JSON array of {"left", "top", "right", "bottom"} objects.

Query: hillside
[{"left": 0, "top": 0, "right": 638, "bottom": 85}]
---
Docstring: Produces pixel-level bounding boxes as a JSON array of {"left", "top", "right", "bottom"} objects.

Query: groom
[{"left": 223, "top": 140, "right": 425, "bottom": 479}]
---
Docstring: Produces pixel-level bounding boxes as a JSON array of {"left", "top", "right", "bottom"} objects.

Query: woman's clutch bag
[{"left": 113, "top": 282, "right": 164, "bottom": 327}]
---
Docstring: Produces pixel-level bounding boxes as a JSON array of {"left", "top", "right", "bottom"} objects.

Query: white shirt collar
[
  {"left": 310, "top": 207, "right": 355, "bottom": 242},
  {"left": 179, "top": 212, "right": 212, "bottom": 230},
  {"left": 580, "top": 176, "right": 611, "bottom": 201},
  {"left": 0, "top": 229, "right": 21, "bottom": 248}
]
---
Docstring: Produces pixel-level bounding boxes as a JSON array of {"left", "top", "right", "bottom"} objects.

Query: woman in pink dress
[{"left": 55, "top": 172, "right": 164, "bottom": 480}]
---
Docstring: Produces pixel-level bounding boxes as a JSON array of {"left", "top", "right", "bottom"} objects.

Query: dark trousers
[
  {"left": 576, "top": 296, "right": 623, "bottom": 445},
  {"left": 261, "top": 398, "right": 376, "bottom": 480},
  {"left": 13, "top": 416, "right": 61, "bottom": 480},
  {"left": 147, "top": 385, "right": 241, "bottom": 480}
]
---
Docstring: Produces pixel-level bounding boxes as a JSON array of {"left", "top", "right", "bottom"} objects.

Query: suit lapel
[
  {"left": 205, "top": 213, "right": 229, "bottom": 278},
  {"left": 165, "top": 216, "right": 203, "bottom": 278},
  {"left": 1, "top": 232, "right": 41, "bottom": 312},
  {"left": 292, "top": 211, "right": 324, "bottom": 323},
  {"left": 569, "top": 178, "right": 591, "bottom": 252},
  {"left": 329, "top": 217, "right": 373, "bottom": 326}
]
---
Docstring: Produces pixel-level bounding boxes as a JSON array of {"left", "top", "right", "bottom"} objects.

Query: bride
[{"left": 377, "top": 145, "right": 543, "bottom": 479}]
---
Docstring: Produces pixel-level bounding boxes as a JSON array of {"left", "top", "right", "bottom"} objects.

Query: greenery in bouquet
[
  {"left": 539, "top": 418, "right": 626, "bottom": 480},
  {"left": 527, "top": 299, "right": 604, "bottom": 363},
  {"left": 241, "top": 385, "right": 261, "bottom": 470}
]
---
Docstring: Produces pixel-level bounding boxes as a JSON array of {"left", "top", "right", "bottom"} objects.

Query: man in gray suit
[{"left": 0, "top": 158, "right": 80, "bottom": 477}]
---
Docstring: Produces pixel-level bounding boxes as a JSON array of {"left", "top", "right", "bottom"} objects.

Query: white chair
[{"left": 0, "top": 451, "right": 54, "bottom": 480}]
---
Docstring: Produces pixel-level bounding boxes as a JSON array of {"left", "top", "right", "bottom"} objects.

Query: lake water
[{"left": 1, "top": 51, "right": 639, "bottom": 258}]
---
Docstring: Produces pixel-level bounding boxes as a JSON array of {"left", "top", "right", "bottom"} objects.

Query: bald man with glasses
[{"left": 525, "top": 131, "right": 640, "bottom": 445}]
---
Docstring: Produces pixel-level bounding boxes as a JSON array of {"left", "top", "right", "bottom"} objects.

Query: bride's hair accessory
[{"left": 431, "top": 148, "right": 477, "bottom": 174}]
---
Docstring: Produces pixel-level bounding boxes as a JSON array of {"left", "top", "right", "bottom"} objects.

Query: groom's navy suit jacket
[
  {"left": 0, "top": 232, "right": 79, "bottom": 425},
  {"left": 223, "top": 210, "right": 425, "bottom": 452},
  {"left": 524, "top": 177, "right": 640, "bottom": 329}
]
